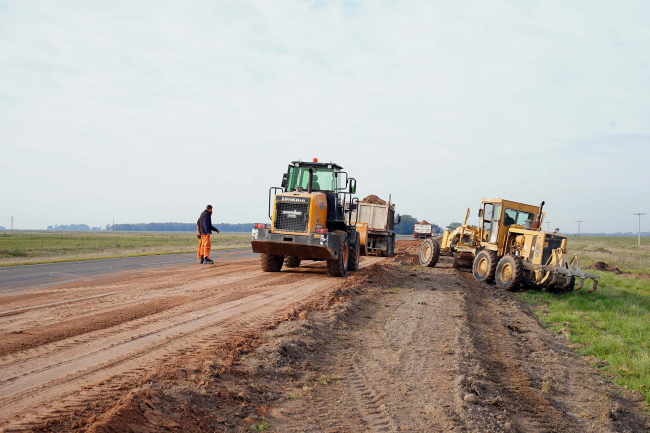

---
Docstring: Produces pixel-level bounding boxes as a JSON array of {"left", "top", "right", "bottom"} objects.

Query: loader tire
[
  {"left": 284, "top": 256, "right": 301, "bottom": 268},
  {"left": 419, "top": 238, "right": 440, "bottom": 268},
  {"left": 348, "top": 232, "right": 361, "bottom": 272},
  {"left": 495, "top": 254, "right": 524, "bottom": 291},
  {"left": 260, "top": 253, "right": 284, "bottom": 272},
  {"left": 327, "top": 231, "right": 349, "bottom": 277},
  {"left": 472, "top": 250, "right": 498, "bottom": 283}
]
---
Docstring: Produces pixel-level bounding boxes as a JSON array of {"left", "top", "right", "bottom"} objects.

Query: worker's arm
[{"left": 211, "top": 225, "right": 220, "bottom": 234}]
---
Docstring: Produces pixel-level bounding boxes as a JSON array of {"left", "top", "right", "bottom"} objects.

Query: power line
[
  {"left": 575, "top": 220, "right": 583, "bottom": 236},
  {"left": 633, "top": 213, "right": 645, "bottom": 246}
]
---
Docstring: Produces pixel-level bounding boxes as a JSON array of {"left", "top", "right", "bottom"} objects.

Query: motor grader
[
  {"left": 250, "top": 159, "right": 361, "bottom": 277},
  {"left": 421, "top": 198, "right": 599, "bottom": 293}
]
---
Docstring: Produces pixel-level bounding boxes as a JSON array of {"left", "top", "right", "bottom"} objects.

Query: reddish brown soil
[
  {"left": 1, "top": 246, "right": 648, "bottom": 432},
  {"left": 585, "top": 261, "right": 650, "bottom": 280},
  {"left": 360, "top": 194, "right": 387, "bottom": 205}
]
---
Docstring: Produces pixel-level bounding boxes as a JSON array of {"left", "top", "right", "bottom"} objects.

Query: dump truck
[
  {"left": 413, "top": 221, "right": 433, "bottom": 239},
  {"left": 346, "top": 195, "right": 401, "bottom": 257},
  {"left": 422, "top": 198, "right": 599, "bottom": 293},
  {"left": 250, "top": 159, "right": 361, "bottom": 277}
]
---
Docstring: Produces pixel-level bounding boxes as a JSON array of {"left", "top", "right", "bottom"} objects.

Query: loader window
[{"left": 287, "top": 167, "right": 338, "bottom": 192}]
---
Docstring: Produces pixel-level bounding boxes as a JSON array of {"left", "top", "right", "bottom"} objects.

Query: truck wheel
[
  {"left": 495, "top": 254, "right": 524, "bottom": 291},
  {"left": 472, "top": 250, "right": 497, "bottom": 283},
  {"left": 260, "top": 253, "right": 284, "bottom": 272},
  {"left": 419, "top": 238, "right": 440, "bottom": 268},
  {"left": 284, "top": 256, "right": 301, "bottom": 268},
  {"left": 348, "top": 232, "right": 361, "bottom": 272},
  {"left": 327, "top": 231, "right": 349, "bottom": 277}
]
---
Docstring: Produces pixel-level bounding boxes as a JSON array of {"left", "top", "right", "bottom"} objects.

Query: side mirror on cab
[
  {"left": 349, "top": 178, "right": 357, "bottom": 194},
  {"left": 281, "top": 173, "right": 288, "bottom": 190},
  {"left": 396, "top": 214, "right": 401, "bottom": 225}
]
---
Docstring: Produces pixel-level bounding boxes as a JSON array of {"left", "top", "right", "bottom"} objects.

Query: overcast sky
[{"left": 1, "top": 0, "right": 649, "bottom": 233}]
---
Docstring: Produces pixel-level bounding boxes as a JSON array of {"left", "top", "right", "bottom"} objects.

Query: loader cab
[
  {"left": 282, "top": 160, "right": 356, "bottom": 230},
  {"left": 478, "top": 199, "right": 541, "bottom": 253}
]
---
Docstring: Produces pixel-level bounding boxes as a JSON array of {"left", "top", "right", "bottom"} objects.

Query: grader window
[{"left": 504, "top": 208, "right": 536, "bottom": 227}]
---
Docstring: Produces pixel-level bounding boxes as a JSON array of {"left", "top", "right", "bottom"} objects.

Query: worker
[
  {"left": 197, "top": 205, "right": 220, "bottom": 264},
  {"left": 504, "top": 212, "right": 516, "bottom": 227}
]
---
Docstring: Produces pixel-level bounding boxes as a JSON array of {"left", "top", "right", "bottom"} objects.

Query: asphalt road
[{"left": 0, "top": 248, "right": 256, "bottom": 293}]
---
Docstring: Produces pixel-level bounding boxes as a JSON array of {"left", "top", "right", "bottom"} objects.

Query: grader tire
[
  {"left": 348, "top": 232, "right": 361, "bottom": 272},
  {"left": 495, "top": 254, "right": 524, "bottom": 291},
  {"left": 472, "top": 250, "right": 498, "bottom": 283},
  {"left": 419, "top": 238, "right": 441, "bottom": 268},
  {"left": 327, "top": 231, "right": 349, "bottom": 277},
  {"left": 260, "top": 253, "right": 284, "bottom": 272},
  {"left": 284, "top": 256, "right": 301, "bottom": 268}
]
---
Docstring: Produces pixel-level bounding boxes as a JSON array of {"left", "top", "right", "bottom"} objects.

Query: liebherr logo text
[{"left": 279, "top": 197, "right": 309, "bottom": 203}]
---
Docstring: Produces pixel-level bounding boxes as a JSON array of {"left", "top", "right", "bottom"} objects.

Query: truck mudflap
[{"left": 250, "top": 228, "right": 343, "bottom": 260}]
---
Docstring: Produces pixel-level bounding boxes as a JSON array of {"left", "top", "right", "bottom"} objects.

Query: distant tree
[
  {"left": 47, "top": 224, "right": 92, "bottom": 231},
  {"left": 107, "top": 222, "right": 256, "bottom": 232},
  {"left": 447, "top": 222, "right": 462, "bottom": 230}
]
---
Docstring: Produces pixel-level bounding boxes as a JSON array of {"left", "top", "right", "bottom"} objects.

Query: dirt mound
[
  {"left": 360, "top": 195, "right": 386, "bottom": 205},
  {"left": 419, "top": 220, "right": 430, "bottom": 225},
  {"left": 585, "top": 261, "right": 622, "bottom": 274}
]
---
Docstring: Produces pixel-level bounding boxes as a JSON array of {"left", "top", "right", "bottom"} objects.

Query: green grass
[
  {"left": 251, "top": 421, "right": 270, "bottom": 432},
  {"left": 518, "top": 236, "right": 650, "bottom": 406},
  {"left": 0, "top": 231, "right": 250, "bottom": 266}
]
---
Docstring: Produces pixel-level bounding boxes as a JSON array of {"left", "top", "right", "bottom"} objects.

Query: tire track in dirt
[{"left": 0, "top": 256, "right": 384, "bottom": 431}]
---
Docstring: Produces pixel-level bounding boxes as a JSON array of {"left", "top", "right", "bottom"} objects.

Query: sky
[{"left": 1, "top": 0, "right": 649, "bottom": 233}]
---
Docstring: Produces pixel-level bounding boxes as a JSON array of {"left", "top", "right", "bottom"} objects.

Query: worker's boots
[
  {"left": 199, "top": 255, "right": 204, "bottom": 264},
  {"left": 204, "top": 258, "right": 214, "bottom": 265}
]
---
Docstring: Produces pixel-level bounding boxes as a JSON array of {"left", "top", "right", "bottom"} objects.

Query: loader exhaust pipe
[
  {"left": 531, "top": 201, "right": 545, "bottom": 231},
  {"left": 308, "top": 169, "right": 313, "bottom": 194}
]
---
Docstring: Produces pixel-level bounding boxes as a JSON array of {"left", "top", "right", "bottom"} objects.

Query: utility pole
[
  {"left": 546, "top": 222, "right": 552, "bottom": 232},
  {"left": 11, "top": 216, "right": 13, "bottom": 231},
  {"left": 575, "top": 220, "right": 583, "bottom": 236},
  {"left": 633, "top": 213, "right": 645, "bottom": 246},
  {"left": 112, "top": 219, "right": 115, "bottom": 232}
]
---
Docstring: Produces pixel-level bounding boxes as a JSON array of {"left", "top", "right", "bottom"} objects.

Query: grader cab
[{"left": 431, "top": 199, "right": 599, "bottom": 293}]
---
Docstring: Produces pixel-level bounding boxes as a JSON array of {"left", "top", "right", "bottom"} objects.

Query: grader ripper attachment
[{"left": 428, "top": 198, "right": 599, "bottom": 293}]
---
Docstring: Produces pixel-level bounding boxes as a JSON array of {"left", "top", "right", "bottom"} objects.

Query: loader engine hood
[{"left": 271, "top": 192, "right": 327, "bottom": 234}]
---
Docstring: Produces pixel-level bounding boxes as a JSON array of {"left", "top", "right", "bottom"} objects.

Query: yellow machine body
[
  {"left": 438, "top": 198, "right": 599, "bottom": 292},
  {"left": 270, "top": 191, "right": 328, "bottom": 235}
]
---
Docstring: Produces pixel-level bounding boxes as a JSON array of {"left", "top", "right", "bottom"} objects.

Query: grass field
[
  {"left": 518, "top": 236, "right": 650, "bottom": 406},
  {"left": 0, "top": 231, "right": 250, "bottom": 266}
]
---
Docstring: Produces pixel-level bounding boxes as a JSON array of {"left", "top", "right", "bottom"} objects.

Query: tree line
[
  {"left": 394, "top": 215, "right": 442, "bottom": 235},
  {"left": 105, "top": 222, "right": 256, "bottom": 232}
]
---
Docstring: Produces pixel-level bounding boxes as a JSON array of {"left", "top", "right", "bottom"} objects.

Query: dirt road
[
  {"left": 0, "top": 252, "right": 384, "bottom": 431},
  {"left": 1, "top": 243, "right": 647, "bottom": 432}
]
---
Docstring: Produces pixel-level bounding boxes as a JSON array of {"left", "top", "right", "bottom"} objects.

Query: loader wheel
[
  {"left": 472, "top": 250, "right": 498, "bottom": 283},
  {"left": 348, "top": 232, "right": 361, "bottom": 272},
  {"left": 327, "top": 231, "right": 349, "bottom": 277},
  {"left": 495, "top": 254, "right": 524, "bottom": 291},
  {"left": 260, "top": 253, "right": 284, "bottom": 272},
  {"left": 419, "top": 238, "right": 440, "bottom": 268},
  {"left": 284, "top": 256, "right": 301, "bottom": 268}
]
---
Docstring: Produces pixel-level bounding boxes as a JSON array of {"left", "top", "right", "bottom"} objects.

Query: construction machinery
[
  {"left": 424, "top": 199, "right": 599, "bottom": 293},
  {"left": 251, "top": 159, "right": 361, "bottom": 277},
  {"left": 413, "top": 221, "right": 434, "bottom": 239},
  {"left": 346, "top": 195, "right": 400, "bottom": 257}
]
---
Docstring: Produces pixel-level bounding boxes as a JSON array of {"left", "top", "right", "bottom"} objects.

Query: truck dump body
[
  {"left": 414, "top": 223, "right": 433, "bottom": 238},
  {"left": 346, "top": 197, "right": 397, "bottom": 256}
]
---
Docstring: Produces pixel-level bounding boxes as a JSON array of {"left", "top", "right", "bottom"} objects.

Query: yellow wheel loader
[
  {"left": 251, "top": 159, "right": 361, "bottom": 277},
  {"left": 426, "top": 199, "right": 599, "bottom": 293}
]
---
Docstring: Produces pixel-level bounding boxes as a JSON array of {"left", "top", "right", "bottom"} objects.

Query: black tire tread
[
  {"left": 326, "top": 230, "right": 349, "bottom": 277},
  {"left": 284, "top": 256, "right": 301, "bottom": 268},
  {"left": 472, "top": 249, "right": 498, "bottom": 283},
  {"left": 260, "top": 253, "right": 284, "bottom": 272},
  {"left": 348, "top": 232, "right": 360, "bottom": 272},
  {"left": 419, "top": 238, "right": 441, "bottom": 268},
  {"left": 495, "top": 254, "right": 524, "bottom": 291}
]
